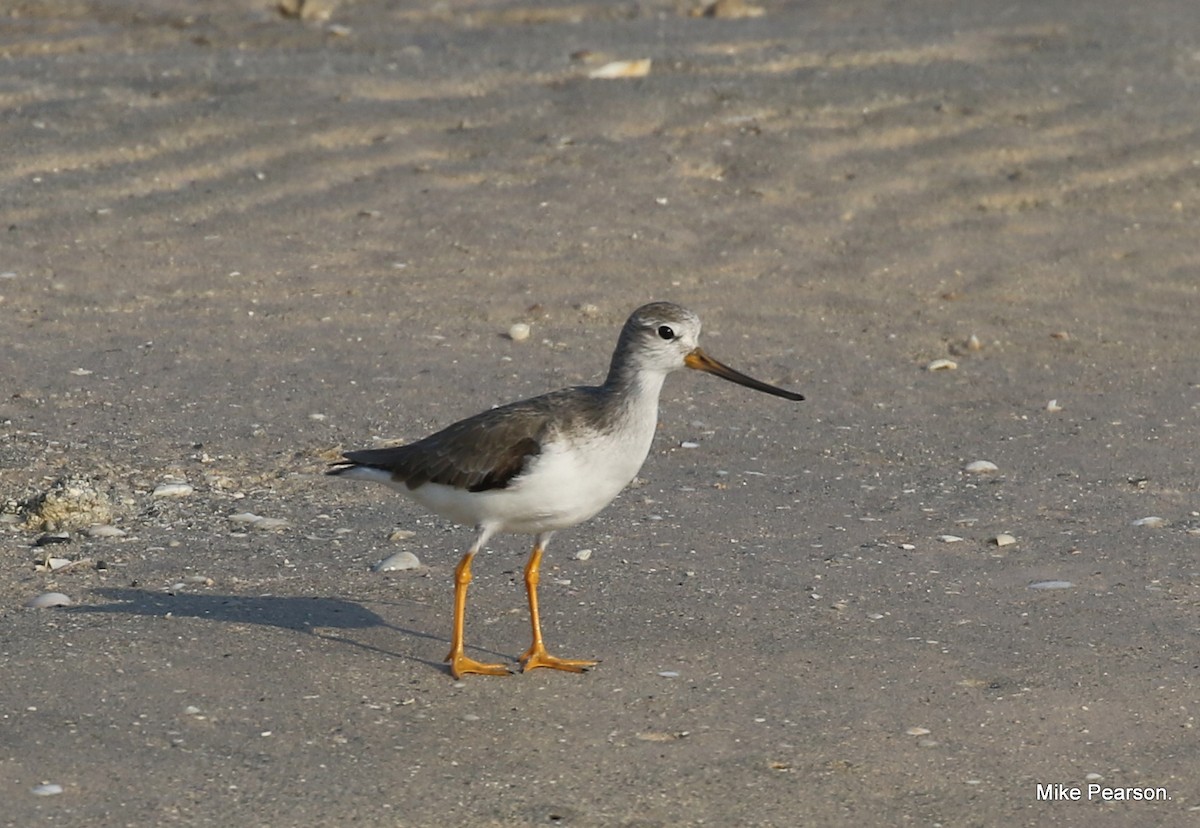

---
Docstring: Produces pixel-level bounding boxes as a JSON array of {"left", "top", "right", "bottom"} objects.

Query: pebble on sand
[
  {"left": 31, "top": 783, "right": 63, "bottom": 796},
  {"left": 1028, "top": 580, "right": 1074, "bottom": 590},
  {"left": 573, "top": 548, "right": 593, "bottom": 561},
  {"left": 507, "top": 323, "right": 531, "bottom": 342},
  {"left": 964, "top": 460, "right": 999, "bottom": 474},
  {"left": 992, "top": 533, "right": 1017, "bottom": 547},
  {"left": 1131, "top": 516, "right": 1166, "bottom": 528},
  {"left": 373, "top": 550, "right": 422, "bottom": 572},
  {"left": 26, "top": 592, "right": 73, "bottom": 609}
]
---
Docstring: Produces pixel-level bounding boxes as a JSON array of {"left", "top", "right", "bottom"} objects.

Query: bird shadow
[{"left": 66, "top": 586, "right": 506, "bottom": 675}]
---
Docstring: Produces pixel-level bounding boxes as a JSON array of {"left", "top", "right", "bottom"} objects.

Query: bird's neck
[{"left": 601, "top": 362, "right": 668, "bottom": 428}]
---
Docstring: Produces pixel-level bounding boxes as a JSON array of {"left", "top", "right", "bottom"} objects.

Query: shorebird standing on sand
[{"left": 329, "top": 302, "right": 804, "bottom": 678}]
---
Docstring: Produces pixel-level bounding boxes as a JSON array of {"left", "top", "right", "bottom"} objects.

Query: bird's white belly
[{"left": 408, "top": 432, "right": 650, "bottom": 534}]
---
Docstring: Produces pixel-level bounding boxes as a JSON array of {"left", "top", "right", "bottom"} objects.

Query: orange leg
[
  {"left": 445, "top": 550, "right": 510, "bottom": 678},
  {"left": 519, "top": 537, "right": 597, "bottom": 673}
]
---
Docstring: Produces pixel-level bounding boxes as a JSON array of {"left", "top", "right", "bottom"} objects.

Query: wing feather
[{"left": 330, "top": 401, "right": 552, "bottom": 492}]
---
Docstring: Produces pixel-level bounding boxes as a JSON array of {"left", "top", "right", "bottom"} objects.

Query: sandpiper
[{"left": 329, "top": 301, "right": 803, "bottom": 678}]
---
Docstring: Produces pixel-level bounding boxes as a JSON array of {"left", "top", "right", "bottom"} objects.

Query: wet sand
[{"left": 2, "top": 0, "right": 1198, "bottom": 824}]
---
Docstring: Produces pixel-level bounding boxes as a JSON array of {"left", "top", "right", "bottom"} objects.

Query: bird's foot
[
  {"left": 520, "top": 644, "right": 597, "bottom": 673},
  {"left": 446, "top": 650, "right": 511, "bottom": 679}
]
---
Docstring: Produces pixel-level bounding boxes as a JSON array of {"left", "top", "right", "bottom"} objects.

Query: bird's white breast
[{"left": 406, "top": 423, "right": 652, "bottom": 534}]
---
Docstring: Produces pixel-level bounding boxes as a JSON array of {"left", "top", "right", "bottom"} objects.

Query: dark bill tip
[{"left": 684, "top": 348, "right": 804, "bottom": 401}]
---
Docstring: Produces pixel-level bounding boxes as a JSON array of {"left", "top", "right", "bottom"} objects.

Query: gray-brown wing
[{"left": 333, "top": 401, "right": 553, "bottom": 493}]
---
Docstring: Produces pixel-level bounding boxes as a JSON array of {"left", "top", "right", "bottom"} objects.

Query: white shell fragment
[
  {"left": 926, "top": 359, "right": 958, "bottom": 371},
  {"left": 373, "top": 551, "right": 422, "bottom": 572},
  {"left": 1046, "top": 399, "right": 1063, "bottom": 412},
  {"left": 573, "top": 548, "right": 593, "bottom": 561},
  {"left": 85, "top": 524, "right": 126, "bottom": 538},
  {"left": 152, "top": 482, "right": 194, "bottom": 498},
  {"left": 697, "top": 0, "right": 766, "bottom": 18},
  {"left": 588, "top": 59, "right": 652, "bottom": 79},
  {"left": 31, "top": 783, "right": 64, "bottom": 796},
  {"left": 964, "top": 460, "right": 999, "bottom": 474},
  {"left": 26, "top": 592, "right": 73, "bottom": 608},
  {"left": 906, "top": 726, "right": 931, "bottom": 736},
  {"left": 507, "top": 323, "right": 531, "bottom": 342},
  {"left": 938, "top": 535, "right": 965, "bottom": 543},
  {"left": 636, "top": 730, "right": 684, "bottom": 741},
  {"left": 228, "top": 512, "right": 291, "bottom": 531},
  {"left": 1131, "top": 516, "right": 1166, "bottom": 528},
  {"left": 993, "top": 533, "right": 1017, "bottom": 547},
  {"left": 1028, "top": 580, "right": 1074, "bottom": 590}
]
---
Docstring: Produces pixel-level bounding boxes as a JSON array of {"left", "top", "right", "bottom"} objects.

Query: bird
[{"left": 328, "top": 301, "right": 804, "bottom": 678}]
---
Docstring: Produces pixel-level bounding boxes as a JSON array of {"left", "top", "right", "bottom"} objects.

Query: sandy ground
[{"left": 2, "top": 0, "right": 1199, "bottom": 824}]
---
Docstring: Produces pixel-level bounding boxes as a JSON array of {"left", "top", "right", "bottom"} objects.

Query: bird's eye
[{"left": 657, "top": 325, "right": 676, "bottom": 340}]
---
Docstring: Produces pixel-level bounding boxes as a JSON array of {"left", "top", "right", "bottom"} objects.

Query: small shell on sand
[
  {"left": 926, "top": 358, "right": 958, "bottom": 371},
  {"left": 993, "top": 533, "right": 1017, "bottom": 547},
  {"left": 588, "top": 59, "right": 652, "bottom": 79},
  {"left": 1131, "top": 516, "right": 1166, "bottom": 528},
  {"left": 1028, "top": 580, "right": 1074, "bottom": 590},
  {"left": 26, "top": 592, "right": 73, "bottom": 609},
  {"left": 373, "top": 551, "right": 422, "bottom": 572},
  {"left": 507, "top": 323, "right": 531, "bottom": 342},
  {"left": 964, "top": 460, "right": 999, "bottom": 474},
  {"left": 937, "top": 534, "right": 964, "bottom": 543},
  {"left": 152, "top": 482, "right": 194, "bottom": 498},
  {"left": 573, "top": 548, "right": 593, "bottom": 561}
]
